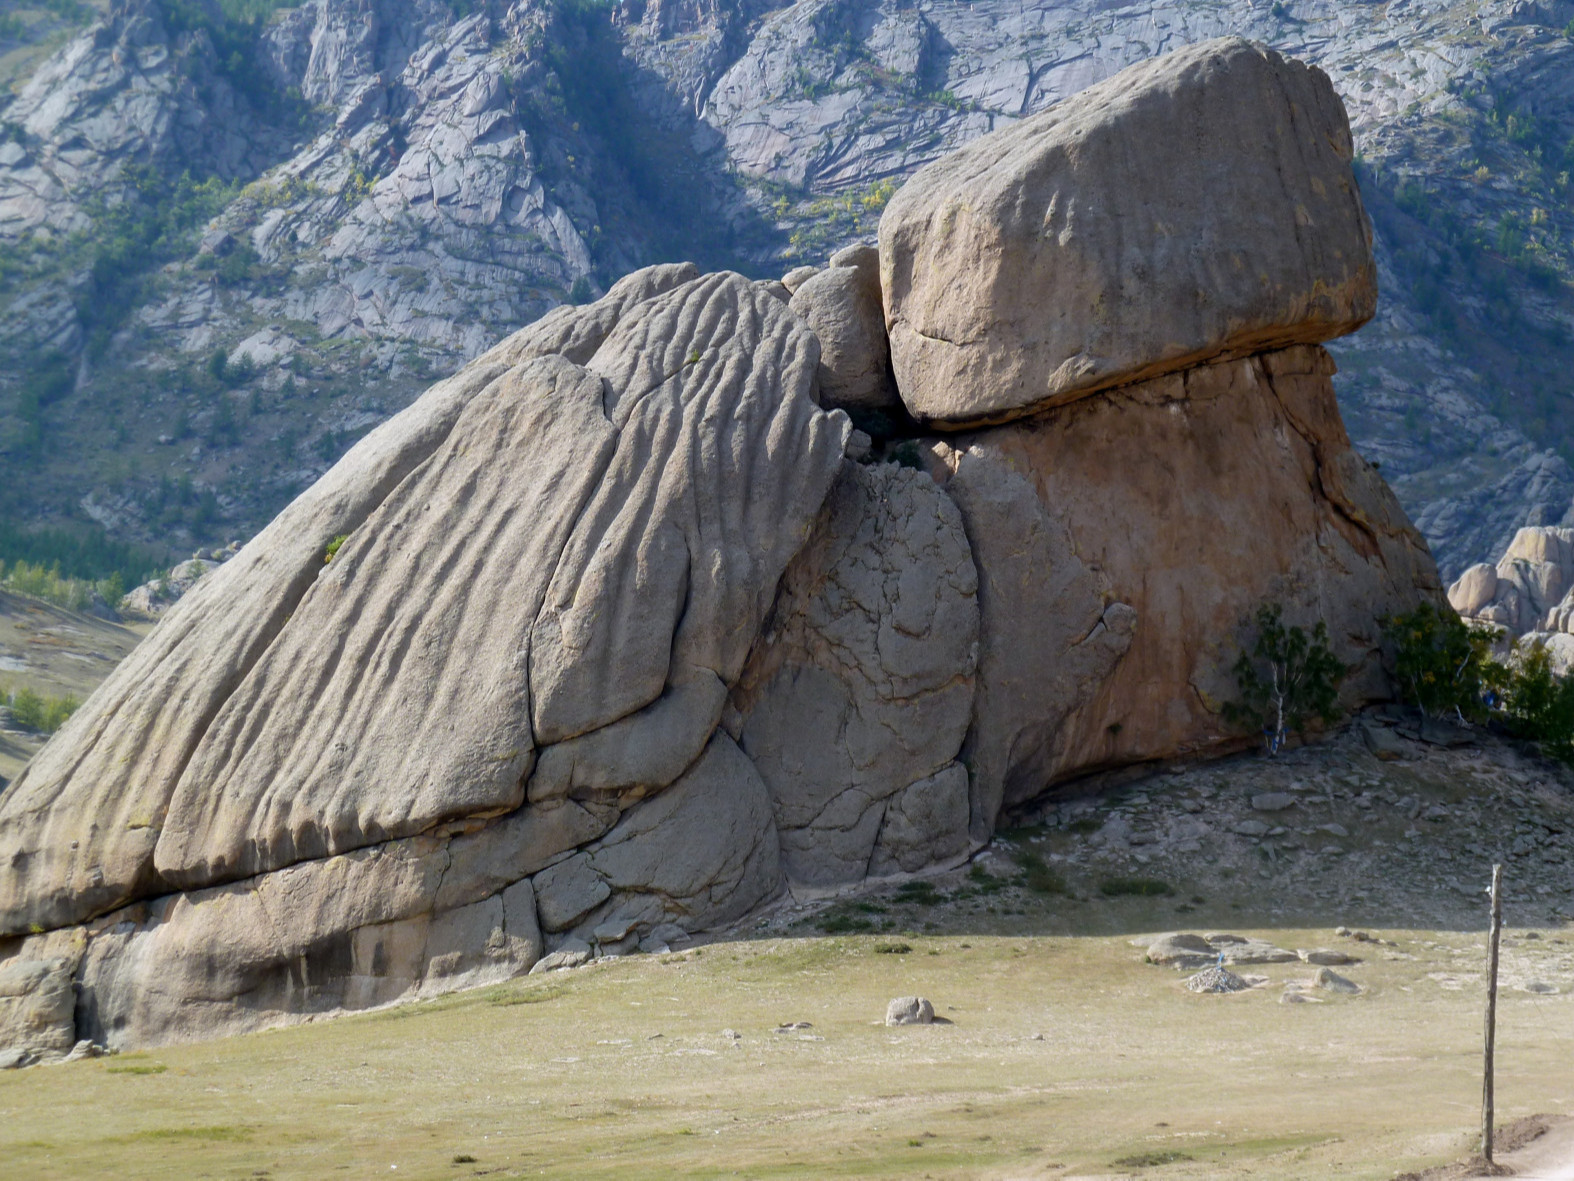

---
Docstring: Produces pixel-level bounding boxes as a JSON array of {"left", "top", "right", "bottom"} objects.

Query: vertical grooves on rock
[
  {"left": 151, "top": 359, "right": 621, "bottom": 890},
  {"left": 0, "top": 363, "right": 515, "bottom": 938}
]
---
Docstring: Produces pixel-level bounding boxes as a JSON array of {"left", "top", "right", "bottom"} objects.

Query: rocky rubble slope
[
  {"left": 1, "top": 0, "right": 1573, "bottom": 577},
  {"left": 0, "top": 39, "right": 1440, "bottom": 1058},
  {"left": 774, "top": 715, "right": 1574, "bottom": 942}
]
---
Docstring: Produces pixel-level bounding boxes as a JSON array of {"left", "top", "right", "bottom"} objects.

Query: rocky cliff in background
[
  {"left": 0, "top": 40, "right": 1441, "bottom": 1061},
  {"left": 0, "top": 0, "right": 1573, "bottom": 577}
]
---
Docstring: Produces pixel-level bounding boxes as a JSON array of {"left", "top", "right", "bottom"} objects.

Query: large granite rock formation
[{"left": 0, "top": 39, "right": 1440, "bottom": 1061}]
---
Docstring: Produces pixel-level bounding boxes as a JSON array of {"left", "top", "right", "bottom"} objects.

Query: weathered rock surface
[
  {"left": 0, "top": 267, "right": 695, "bottom": 944},
  {"left": 0, "top": 265, "right": 843, "bottom": 933},
  {"left": 885, "top": 996, "right": 935, "bottom": 1026},
  {"left": 881, "top": 38, "right": 1375, "bottom": 426},
  {"left": 77, "top": 842, "right": 544, "bottom": 1049},
  {"left": 0, "top": 944, "right": 80, "bottom": 1066},
  {"left": 151, "top": 353, "right": 614, "bottom": 889},
  {"left": 120, "top": 555, "right": 224, "bottom": 620},
  {"left": 733, "top": 461, "right": 978, "bottom": 887},
  {"left": 0, "top": 268, "right": 840, "bottom": 1049},
  {"left": 1312, "top": 966, "right": 1361, "bottom": 993},
  {"left": 928, "top": 345, "right": 1439, "bottom": 835},
  {"left": 0, "top": 355, "right": 515, "bottom": 936},
  {"left": 572, "top": 733, "right": 782, "bottom": 934},
  {"left": 1446, "top": 524, "right": 1574, "bottom": 675},
  {"left": 1146, "top": 933, "right": 1215, "bottom": 968}
]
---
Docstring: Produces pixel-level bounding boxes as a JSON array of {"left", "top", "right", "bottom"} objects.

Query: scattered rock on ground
[
  {"left": 1146, "top": 933, "right": 1216, "bottom": 968},
  {"left": 530, "top": 938, "right": 593, "bottom": 975},
  {"left": 1362, "top": 723, "right": 1409, "bottom": 761}
]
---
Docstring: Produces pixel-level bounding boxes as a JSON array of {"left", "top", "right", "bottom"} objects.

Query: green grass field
[{"left": 2, "top": 925, "right": 1568, "bottom": 1179}]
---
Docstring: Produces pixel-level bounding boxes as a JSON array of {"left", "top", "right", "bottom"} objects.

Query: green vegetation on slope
[
  {"left": 1354, "top": 71, "right": 1574, "bottom": 466},
  {"left": 160, "top": 0, "right": 310, "bottom": 120},
  {"left": 0, "top": 522, "right": 163, "bottom": 588},
  {"left": 1, "top": 684, "right": 78, "bottom": 733}
]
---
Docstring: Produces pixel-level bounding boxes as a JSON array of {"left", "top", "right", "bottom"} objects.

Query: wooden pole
[{"left": 1482, "top": 863, "right": 1503, "bottom": 1164}]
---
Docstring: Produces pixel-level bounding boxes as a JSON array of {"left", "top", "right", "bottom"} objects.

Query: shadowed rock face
[
  {"left": 0, "top": 39, "right": 1441, "bottom": 1059},
  {"left": 732, "top": 461, "right": 979, "bottom": 888},
  {"left": 880, "top": 37, "right": 1376, "bottom": 427},
  {"left": 931, "top": 344, "right": 1440, "bottom": 838}
]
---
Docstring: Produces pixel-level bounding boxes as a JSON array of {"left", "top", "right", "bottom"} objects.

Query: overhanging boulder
[{"left": 879, "top": 37, "right": 1376, "bottom": 427}]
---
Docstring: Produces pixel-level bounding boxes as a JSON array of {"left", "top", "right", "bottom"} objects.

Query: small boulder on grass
[
  {"left": 1146, "top": 933, "right": 1214, "bottom": 969},
  {"left": 529, "top": 937, "right": 592, "bottom": 974},
  {"left": 1313, "top": 967, "right": 1361, "bottom": 994},
  {"left": 886, "top": 996, "right": 935, "bottom": 1026}
]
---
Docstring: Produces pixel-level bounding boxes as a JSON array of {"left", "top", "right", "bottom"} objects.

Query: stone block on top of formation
[{"left": 878, "top": 36, "right": 1376, "bottom": 427}]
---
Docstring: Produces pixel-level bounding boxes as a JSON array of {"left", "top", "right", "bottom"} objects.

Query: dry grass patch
[{"left": 0, "top": 928, "right": 1569, "bottom": 1179}]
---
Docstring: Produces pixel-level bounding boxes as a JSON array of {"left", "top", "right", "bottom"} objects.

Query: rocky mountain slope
[{"left": 1, "top": 0, "right": 1573, "bottom": 576}]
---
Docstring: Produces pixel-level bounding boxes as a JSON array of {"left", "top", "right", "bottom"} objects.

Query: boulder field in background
[
  {"left": 879, "top": 37, "right": 1376, "bottom": 427},
  {"left": 1448, "top": 526, "right": 1574, "bottom": 672},
  {"left": 0, "top": 38, "right": 1440, "bottom": 1059}
]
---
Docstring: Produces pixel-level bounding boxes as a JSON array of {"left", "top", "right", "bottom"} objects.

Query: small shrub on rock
[{"left": 1097, "top": 876, "right": 1172, "bottom": 898}]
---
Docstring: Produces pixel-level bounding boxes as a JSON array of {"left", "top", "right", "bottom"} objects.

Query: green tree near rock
[
  {"left": 1380, "top": 602, "right": 1505, "bottom": 720},
  {"left": 3, "top": 687, "right": 79, "bottom": 734},
  {"left": 1225, "top": 603, "right": 1347, "bottom": 756},
  {"left": 1383, "top": 602, "right": 1574, "bottom": 762}
]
